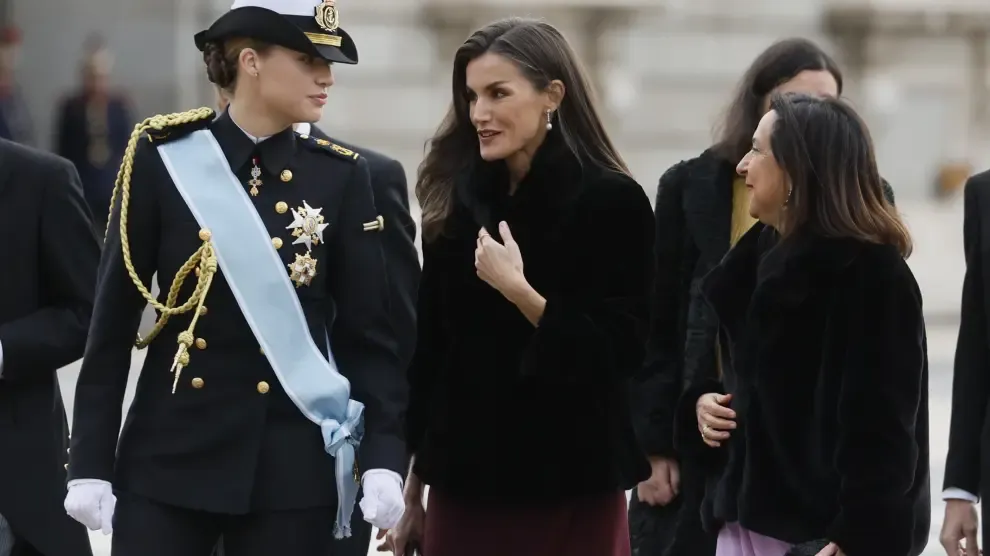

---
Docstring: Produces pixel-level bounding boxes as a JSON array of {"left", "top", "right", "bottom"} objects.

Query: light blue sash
[{"left": 157, "top": 129, "right": 364, "bottom": 538}]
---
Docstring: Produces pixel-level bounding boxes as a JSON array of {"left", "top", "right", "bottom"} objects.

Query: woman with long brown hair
[
  {"left": 678, "top": 93, "right": 930, "bottom": 555},
  {"left": 383, "top": 16, "right": 655, "bottom": 556},
  {"left": 630, "top": 37, "right": 849, "bottom": 556}
]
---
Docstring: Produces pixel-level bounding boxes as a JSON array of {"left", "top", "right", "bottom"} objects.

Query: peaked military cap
[{"left": 194, "top": 0, "right": 358, "bottom": 65}]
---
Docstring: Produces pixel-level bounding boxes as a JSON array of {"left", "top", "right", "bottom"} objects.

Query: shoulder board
[
  {"left": 295, "top": 132, "right": 361, "bottom": 163},
  {"left": 144, "top": 107, "right": 215, "bottom": 145}
]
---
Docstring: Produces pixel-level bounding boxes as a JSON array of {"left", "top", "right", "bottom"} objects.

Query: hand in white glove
[
  {"left": 64, "top": 479, "right": 115, "bottom": 535},
  {"left": 358, "top": 469, "right": 405, "bottom": 530}
]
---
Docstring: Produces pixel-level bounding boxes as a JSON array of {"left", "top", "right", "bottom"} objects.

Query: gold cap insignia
[{"left": 315, "top": 0, "right": 339, "bottom": 33}]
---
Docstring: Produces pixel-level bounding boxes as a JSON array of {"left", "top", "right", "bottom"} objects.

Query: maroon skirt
[{"left": 422, "top": 488, "right": 631, "bottom": 556}]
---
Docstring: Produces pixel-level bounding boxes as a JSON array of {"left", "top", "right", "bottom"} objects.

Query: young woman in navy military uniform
[{"left": 62, "top": 1, "right": 407, "bottom": 555}]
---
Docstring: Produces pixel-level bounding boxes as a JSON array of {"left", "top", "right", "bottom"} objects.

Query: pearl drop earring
[{"left": 545, "top": 110, "right": 553, "bottom": 131}]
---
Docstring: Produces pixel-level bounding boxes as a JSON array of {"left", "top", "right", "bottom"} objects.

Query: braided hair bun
[{"left": 204, "top": 41, "right": 237, "bottom": 89}]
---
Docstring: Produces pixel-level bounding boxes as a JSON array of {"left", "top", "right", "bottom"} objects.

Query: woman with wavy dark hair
[
  {"left": 383, "top": 16, "right": 655, "bottom": 556},
  {"left": 630, "top": 37, "right": 849, "bottom": 556},
  {"left": 62, "top": 1, "right": 407, "bottom": 554},
  {"left": 675, "top": 93, "right": 930, "bottom": 556}
]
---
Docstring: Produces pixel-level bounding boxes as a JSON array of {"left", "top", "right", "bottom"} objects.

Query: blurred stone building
[{"left": 6, "top": 0, "right": 990, "bottom": 201}]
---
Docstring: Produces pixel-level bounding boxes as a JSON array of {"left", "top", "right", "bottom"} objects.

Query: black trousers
[
  {"left": 112, "top": 491, "right": 338, "bottom": 556},
  {"left": 212, "top": 486, "right": 374, "bottom": 556}
]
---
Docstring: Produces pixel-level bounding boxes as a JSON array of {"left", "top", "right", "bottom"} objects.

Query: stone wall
[{"left": 8, "top": 0, "right": 988, "bottom": 202}]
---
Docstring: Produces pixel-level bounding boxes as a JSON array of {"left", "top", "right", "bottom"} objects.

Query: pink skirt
[
  {"left": 423, "top": 488, "right": 631, "bottom": 556},
  {"left": 716, "top": 522, "right": 793, "bottom": 556}
]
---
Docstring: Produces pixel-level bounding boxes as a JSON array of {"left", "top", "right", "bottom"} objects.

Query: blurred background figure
[
  {"left": 0, "top": 25, "right": 33, "bottom": 146},
  {"left": 53, "top": 34, "right": 134, "bottom": 235}
]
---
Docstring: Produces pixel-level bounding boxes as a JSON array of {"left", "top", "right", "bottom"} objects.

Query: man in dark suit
[
  {"left": 211, "top": 118, "right": 419, "bottom": 556},
  {"left": 942, "top": 170, "right": 990, "bottom": 556},
  {"left": 0, "top": 139, "right": 99, "bottom": 555},
  {"left": 54, "top": 38, "right": 134, "bottom": 234}
]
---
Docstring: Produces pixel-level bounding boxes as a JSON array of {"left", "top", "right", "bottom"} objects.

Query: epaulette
[
  {"left": 144, "top": 107, "right": 216, "bottom": 145},
  {"left": 295, "top": 131, "right": 361, "bottom": 163}
]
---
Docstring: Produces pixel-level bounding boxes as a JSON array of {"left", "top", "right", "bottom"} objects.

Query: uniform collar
[
  {"left": 294, "top": 121, "right": 312, "bottom": 136},
  {"left": 211, "top": 109, "right": 296, "bottom": 176}
]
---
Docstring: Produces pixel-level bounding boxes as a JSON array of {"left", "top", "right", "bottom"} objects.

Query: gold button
[
  {"left": 272, "top": 237, "right": 283, "bottom": 249},
  {"left": 195, "top": 267, "right": 201, "bottom": 277},
  {"left": 275, "top": 201, "right": 288, "bottom": 214},
  {"left": 257, "top": 381, "right": 270, "bottom": 394},
  {"left": 259, "top": 347, "right": 265, "bottom": 355},
  {"left": 191, "top": 377, "right": 204, "bottom": 389},
  {"left": 199, "top": 228, "right": 211, "bottom": 241},
  {"left": 195, "top": 338, "right": 207, "bottom": 350},
  {"left": 199, "top": 306, "right": 208, "bottom": 316},
  {"left": 280, "top": 170, "right": 293, "bottom": 182},
  {"left": 299, "top": 134, "right": 309, "bottom": 140}
]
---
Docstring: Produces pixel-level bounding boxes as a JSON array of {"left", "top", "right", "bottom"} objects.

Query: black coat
[
  {"left": 675, "top": 223, "right": 930, "bottom": 556},
  {"left": 944, "top": 169, "right": 990, "bottom": 549},
  {"left": 0, "top": 139, "right": 98, "bottom": 556},
  {"left": 630, "top": 150, "right": 899, "bottom": 555},
  {"left": 406, "top": 133, "right": 655, "bottom": 503},
  {"left": 68, "top": 110, "right": 406, "bottom": 514}
]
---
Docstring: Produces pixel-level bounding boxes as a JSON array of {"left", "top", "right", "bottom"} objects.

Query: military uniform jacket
[{"left": 68, "top": 110, "right": 407, "bottom": 514}]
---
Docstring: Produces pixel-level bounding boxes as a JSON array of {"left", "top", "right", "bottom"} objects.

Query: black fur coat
[{"left": 406, "top": 133, "right": 656, "bottom": 504}]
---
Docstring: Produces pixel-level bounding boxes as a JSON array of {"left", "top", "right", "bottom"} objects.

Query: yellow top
[{"left": 730, "top": 176, "right": 758, "bottom": 247}]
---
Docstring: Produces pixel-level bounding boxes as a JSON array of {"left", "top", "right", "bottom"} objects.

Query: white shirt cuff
[
  {"left": 943, "top": 487, "right": 979, "bottom": 503},
  {"left": 361, "top": 468, "right": 404, "bottom": 490},
  {"left": 0, "top": 339, "right": 4, "bottom": 378}
]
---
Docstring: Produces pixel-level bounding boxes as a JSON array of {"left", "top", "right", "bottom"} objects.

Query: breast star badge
[
  {"left": 288, "top": 253, "right": 318, "bottom": 288},
  {"left": 286, "top": 200, "right": 329, "bottom": 250}
]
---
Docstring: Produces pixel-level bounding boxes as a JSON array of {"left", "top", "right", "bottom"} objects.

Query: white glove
[
  {"left": 358, "top": 469, "right": 405, "bottom": 530},
  {"left": 64, "top": 479, "right": 115, "bottom": 535}
]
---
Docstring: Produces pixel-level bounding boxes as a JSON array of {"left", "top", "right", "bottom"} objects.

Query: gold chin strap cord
[{"left": 105, "top": 107, "right": 218, "bottom": 393}]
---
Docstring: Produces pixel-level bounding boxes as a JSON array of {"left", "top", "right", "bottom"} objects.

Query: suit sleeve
[
  {"left": 0, "top": 157, "right": 100, "bottom": 380},
  {"left": 521, "top": 179, "right": 656, "bottom": 384},
  {"left": 826, "top": 259, "right": 926, "bottom": 555},
  {"left": 68, "top": 140, "right": 161, "bottom": 482},
  {"left": 943, "top": 177, "right": 990, "bottom": 497},
  {"left": 377, "top": 158, "right": 421, "bottom": 369},
  {"left": 328, "top": 158, "right": 406, "bottom": 476},
  {"left": 630, "top": 163, "right": 688, "bottom": 458}
]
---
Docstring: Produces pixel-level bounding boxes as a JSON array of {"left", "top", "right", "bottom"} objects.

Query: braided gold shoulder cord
[{"left": 105, "top": 107, "right": 218, "bottom": 393}]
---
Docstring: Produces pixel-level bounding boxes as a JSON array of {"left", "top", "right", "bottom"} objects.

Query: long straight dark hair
[
  {"left": 713, "top": 38, "right": 843, "bottom": 164},
  {"left": 768, "top": 92, "right": 912, "bottom": 257},
  {"left": 415, "top": 17, "right": 629, "bottom": 243}
]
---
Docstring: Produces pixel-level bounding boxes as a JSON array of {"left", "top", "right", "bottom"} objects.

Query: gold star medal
[
  {"left": 288, "top": 253, "right": 318, "bottom": 288},
  {"left": 286, "top": 200, "right": 329, "bottom": 250}
]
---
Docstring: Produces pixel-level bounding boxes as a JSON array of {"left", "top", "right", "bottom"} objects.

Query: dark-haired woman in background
[
  {"left": 630, "top": 37, "right": 856, "bottom": 556},
  {"left": 383, "top": 16, "right": 655, "bottom": 556},
  {"left": 676, "top": 93, "right": 930, "bottom": 556},
  {"left": 63, "top": 2, "right": 407, "bottom": 554}
]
